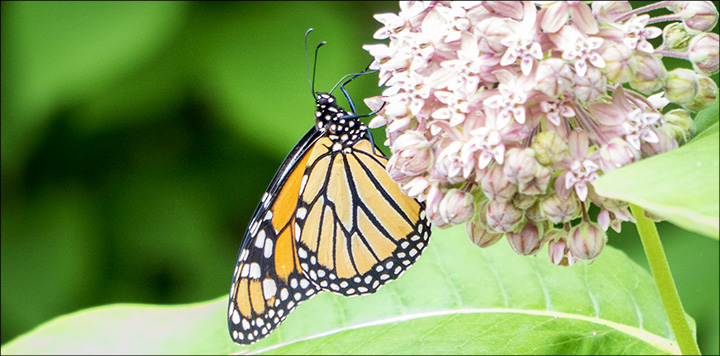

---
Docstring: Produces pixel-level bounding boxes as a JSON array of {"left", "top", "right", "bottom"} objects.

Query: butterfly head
[{"left": 315, "top": 93, "right": 356, "bottom": 134}]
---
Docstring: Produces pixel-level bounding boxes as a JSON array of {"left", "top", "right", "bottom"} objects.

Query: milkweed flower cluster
[{"left": 363, "top": 1, "right": 719, "bottom": 266}]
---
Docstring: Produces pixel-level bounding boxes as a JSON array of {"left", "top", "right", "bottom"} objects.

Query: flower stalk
[{"left": 630, "top": 204, "right": 701, "bottom": 355}]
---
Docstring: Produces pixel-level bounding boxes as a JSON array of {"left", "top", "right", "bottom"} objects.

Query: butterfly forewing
[{"left": 228, "top": 129, "right": 322, "bottom": 345}]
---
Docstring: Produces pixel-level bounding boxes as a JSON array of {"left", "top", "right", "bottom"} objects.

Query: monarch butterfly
[{"left": 228, "top": 30, "right": 431, "bottom": 345}]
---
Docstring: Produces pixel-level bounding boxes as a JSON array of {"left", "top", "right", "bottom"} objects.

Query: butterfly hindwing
[{"left": 294, "top": 110, "right": 430, "bottom": 297}]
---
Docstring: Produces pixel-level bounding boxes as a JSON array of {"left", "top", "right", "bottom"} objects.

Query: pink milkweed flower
[
  {"left": 363, "top": 1, "right": 715, "bottom": 265},
  {"left": 534, "top": 58, "right": 574, "bottom": 98},
  {"left": 500, "top": 2, "right": 544, "bottom": 76},
  {"left": 617, "top": 14, "right": 662, "bottom": 53},
  {"left": 540, "top": 1, "right": 599, "bottom": 34},
  {"left": 555, "top": 129, "right": 601, "bottom": 201},
  {"left": 539, "top": 96, "right": 576, "bottom": 127},
  {"left": 550, "top": 25, "right": 605, "bottom": 77},
  {"left": 435, "top": 140, "right": 472, "bottom": 184},
  {"left": 482, "top": 69, "right": 535, "bottom": 126},
  {"left": 622, "top": 109, "right": 661, "bottom": 151}
]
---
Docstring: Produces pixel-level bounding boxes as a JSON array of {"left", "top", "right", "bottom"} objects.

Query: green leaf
[
  {"left": 593, "top": 130, "right": 719, "bottom": 240},
  {"left": 693, "top": 96, "right": 719, "bottom": 137},
  {"left": 2, "top": 225, "right": 684, "bottom": 354}
]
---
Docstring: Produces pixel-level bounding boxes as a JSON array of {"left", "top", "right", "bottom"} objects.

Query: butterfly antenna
[
  {"left": 305, "top": 28, "right": 326, "bottom": 99},
  {"left": 305, "top": 29, "right": 315, "bottom": 99},
  {"left": 312, "top": 42, "right": 326, "bottom": 98}
]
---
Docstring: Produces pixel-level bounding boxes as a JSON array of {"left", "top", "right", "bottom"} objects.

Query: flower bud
[
  {"left": 662, "top": 22, "right": 693, "bottom": 51},
  {"left": 599, "top": 137, "right": 639, "bottom": 172},
  {"left": 507, "top": 221, "right": 542, "bottom": 256},
  {"left": 386, "top": 154, "right": 412, "bottom": 183},
  {"left": 425, "top": 185, "right": 448, "bottom": 228},
  {"left": 641, "top": 128, "right": 678, "bottom": 157},
  {"left": 503, "top": 148, "right": 539, "bottom": 184},
  {"left": 547, "top": 237, "right": 566, "bottom": 265},
  {"left": 600, "top": 42, "right": 635, "bottom": 84},
  {"left": 568, "top": 222, "right": 606, "bottom": 260},
  {"left": 531, "top": 131, "right": 568, "bottom": 166},
  {"left": 392, "top": 130, "right": 428, "bottom": 152},
  {"left": 574, "top": 67, "right": 607, "bottom": 102},
  {"left": 512, "top": 192, "right": 537, "bottom": 210},
  {"left": 399, "top": 148, "right": 434, "bottom": 176},
  {"left": 630, "top": 53, "right": 666, "bottom": 94},
  {"left": 688, "top": 33, "right": 719, "bottom": 75},
  {"left": 389, "top": 148, "right": 433, "bottom": 178},
  {"left": 525, "top": 200, "right": 546, "bottom": 222},
  {"left": 535, "top": 58, "right": 574, "bottom": 97},
  {"left": 481, "top": 164, "right": 517, "bottom": 202},
  {"left": 434, "top": 140, "right": 467, "bottom": 184},
  {"left": 589, "top": 189, "right": 629, "bottom": 212},
  {"left": 364, "top": 96, "right": 386, "bottom": 120},
  {"left": 597, "top": 209, "right": 611, "bottom": 231},
  {"left": 669, "top": 1, "right": 719, "bottom": 34},
  {"left": 663, "top": 68, "right": 699, "bottom": 105},
  {"left": 475, "top": 17, "right": 514, "bottom": 54},
  {"left": 385, "top": 100, "right": 410, "bottom": 118},
  {"left": 661, "top": 109, "right": 696, "bottom": 145},
  {"left": 592, "top": 1, "right": 632, "bottom": 20},
  {"left": 403, "top": 176, "right": 431, "bottom": 198},
  {"left": 466, "top": 211, "right": 504, "bottom": 248},
  {"left": 597, "top": 207, "right": 636, "bottom": 233},
  {"left": 541, "top": 193, "right": 579, "bottom": 224},
  {"left": 684, "top": 74, "right": 719, "bottom": 112},
  {"left": 519, "top": 165, "right": 551, "bottom": 195},
  {"left": 439, "top": 189, "right": 474, "bottom": 225},
  {"left": 486, "top": 199, "right": 523, "bottom": 233},
  {"left": 483, "top": 1, "right": 524, "bottom": 19},
  {"left": 545, "top": 229, "right": 575, "bottom": 266}
]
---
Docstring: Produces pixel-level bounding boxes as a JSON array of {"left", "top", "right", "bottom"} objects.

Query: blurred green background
[{"left": 1, "top": 1, "right": 717, "bottom": 354}]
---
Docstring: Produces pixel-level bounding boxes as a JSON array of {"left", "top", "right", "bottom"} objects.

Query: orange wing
[
  {"left": 228, "top": 129, "right": 322, "bottom": 345},
  {"left": 295, "top": 137, "right": 430, "bottom": 296}
]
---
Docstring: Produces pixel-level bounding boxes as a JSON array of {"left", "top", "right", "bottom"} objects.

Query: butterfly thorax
[{"left": 314, "top": 93, "right": 368, "bottom": 152}]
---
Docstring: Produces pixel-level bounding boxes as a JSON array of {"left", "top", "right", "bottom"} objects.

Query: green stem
[{"left": 630, "top": 204, "right": 701, "bottom": 355}]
